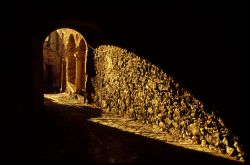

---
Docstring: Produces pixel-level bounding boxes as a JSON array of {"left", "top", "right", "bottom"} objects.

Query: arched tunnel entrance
[
  {"left": 1, "top": 2, "right": 247, "bottom": 164},
  {"left": 36, "top": 27, "right": 246, "bottom": 164},
  {"left": 24, "top": 3, "right": 247, "bottom": 164},
  {"left": 43, "top": 28, "right": 88, "bottom": 102}
]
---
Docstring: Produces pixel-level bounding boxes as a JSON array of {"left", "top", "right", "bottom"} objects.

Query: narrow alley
[
  {"left": 29, "top": 93, "right": 243, "bottom": 164},
  {"left": 1, "top": 2, "right": 247, "bottom": 165}
]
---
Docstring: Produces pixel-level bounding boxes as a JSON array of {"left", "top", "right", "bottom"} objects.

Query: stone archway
[
  {"left": 75, "top": 38, "right": 88, "bottom": 95},
  {"left": 42, "top": 28, "right": 89, "bottom": 102}
]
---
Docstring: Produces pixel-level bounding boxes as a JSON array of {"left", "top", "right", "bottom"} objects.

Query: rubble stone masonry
[{"left": 90, "top": 45, "right": 245, "bottom": 161}]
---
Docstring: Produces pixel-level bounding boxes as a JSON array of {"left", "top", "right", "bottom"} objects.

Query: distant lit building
[{"left": 43, "top": 28, "right": 88, "bottom": 95}]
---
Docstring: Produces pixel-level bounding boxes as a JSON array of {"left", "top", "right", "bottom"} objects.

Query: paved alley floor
[{"left": 29, "top": 93, "right": 244, "bottom": 164}]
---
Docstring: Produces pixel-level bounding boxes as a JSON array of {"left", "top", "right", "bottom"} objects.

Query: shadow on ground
[{"left": 6, "top": 99, "right": 244, "bottom": 165}]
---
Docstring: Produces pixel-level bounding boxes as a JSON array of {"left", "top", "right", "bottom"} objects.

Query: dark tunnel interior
[{"left": 1, "top": 1, "right": 248, "bottom": 164}]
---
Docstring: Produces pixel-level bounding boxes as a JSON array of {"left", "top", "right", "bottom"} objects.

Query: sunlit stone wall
[
  {"left": 90, "top": 45, "right": 244, "bottom": 160},
  {"left": 43, "top": 31, "right": 62, "bottom": 91}
]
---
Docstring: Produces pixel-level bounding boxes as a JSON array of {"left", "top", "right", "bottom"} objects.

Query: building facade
[{"left": 43, "top": 28, "right": 88, "bottom": 98}]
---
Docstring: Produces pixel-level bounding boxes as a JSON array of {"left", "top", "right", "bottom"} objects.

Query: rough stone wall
[
  {"left": 43, "top": 32, "right": 61, "bottom": 91},
  {"left": 90, "top": 45, "right": 245, "bottom": 160}
]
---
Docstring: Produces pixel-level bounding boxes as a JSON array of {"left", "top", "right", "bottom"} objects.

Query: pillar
[
  {"left": 66, "top": 35, "right": 76, "bottom": 94},
  {"left": 75, "top": 51, "right": 84, "bottom": 94}
]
